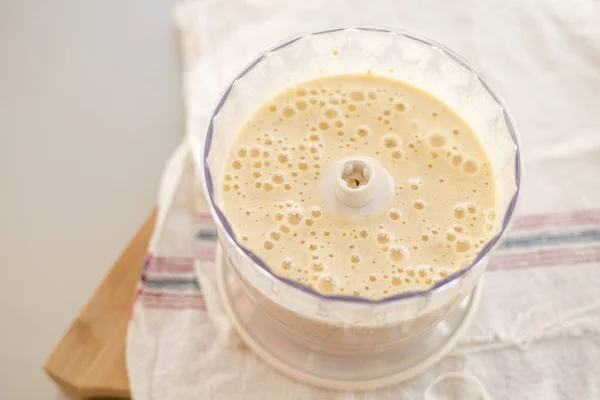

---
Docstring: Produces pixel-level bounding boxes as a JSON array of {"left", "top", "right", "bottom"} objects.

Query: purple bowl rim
[{"left": 201, "top": 26, "right": 522, "bottom": 305}]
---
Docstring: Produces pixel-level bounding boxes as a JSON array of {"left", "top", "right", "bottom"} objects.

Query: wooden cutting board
[{"left": 43, "top": 211, "right": 156, "bottom": 399}]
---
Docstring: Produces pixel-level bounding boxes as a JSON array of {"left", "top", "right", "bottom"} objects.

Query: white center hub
[{"left": 319, "top": 156, "right": 395, "bottom": 216}]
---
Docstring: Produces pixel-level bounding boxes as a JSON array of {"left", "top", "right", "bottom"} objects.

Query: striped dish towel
[{"left": 126, "top": 144, "right": 600, "bottom": 400}]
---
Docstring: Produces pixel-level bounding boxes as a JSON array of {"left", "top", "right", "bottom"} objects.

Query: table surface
[{"left": 0, "top": 1, "right": 183, "bottom": 398}]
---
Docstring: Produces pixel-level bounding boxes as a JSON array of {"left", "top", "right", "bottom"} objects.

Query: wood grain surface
[{"left": 43, "top": 211, "right": 156, "bottom": 399}]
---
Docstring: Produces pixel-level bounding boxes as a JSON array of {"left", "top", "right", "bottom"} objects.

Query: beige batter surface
[{"left": 220, "top": 74, "right": 496, "bottom": 299}]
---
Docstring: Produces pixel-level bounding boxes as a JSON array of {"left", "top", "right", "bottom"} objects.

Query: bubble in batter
[
  {"left": 311, "top": 207, "right": 322, "bottom": 218},
  {"left": 394, "top": 102, "right": 406, "bottom": 112},
  {"left": 295, "top": 100, "right": 307, "bottom": 111},
  {"left": 462, "top": 159, "right": 479, "bottom": 174},
  {"left": 272, "top": 172, "right": 285, "bottom": 184},
  {"left": 323, "top": 106, "right": 339, "bottom": 119},
  {"left": 377, "top": 232, "right": 391, "bottom": 244},
  {"left": 391, "top": 150, "right": 404, "bottom": 159},
  {"left": 356, "top": 125, "right": 371, "bottom": 137},
  {"left": 414, "top": 200, "right": 426, "bottom": 210},
  {"left": 249, "top": 146, "right": 261, "bottom": 158},
  {"left": 309, "top": 133, "right": 321, "bottom": 143},
  {"left": 453, "top": 204, "right": 466, "bottom": 219},
  {"left": 318, "top": 276, "right": 338, "bottom": 293},
  {"left": 311, "top": 261, "right": 325, "bottom": 272},
  {"left": 429, "top": 133, "right": 446, "bottom": 147},
  {"left": 281, "top": 258, "right": 293, "bottom": 270},
  {"left": 382, "top": 135, "right": 401, "bottom": 149},
  {"left": 389, "top": 209, "right": 401, "bottom": 220},
  {"left": 349, "top": 90, "right": 365, "bottom": 101},
  {"left": 287, "top": 211, "right": 303, "bottom": 225},
  {"left": 282, "top": 106, "right": 296, "bottom": 118},
  {"left": 451, "top": 153, "right": 464, "bottom": 166},
  {"left": 389, "top": 246, "right": 408, "bottom": 262},
  {"left": 456, "top": 239, "right": 471, "bottom": 253},
  {"left": 270, "top": 231, "right": 281, "bottom": 241},
  {"left": 409, "top": 178, "right": 422, "bottom": 190}
]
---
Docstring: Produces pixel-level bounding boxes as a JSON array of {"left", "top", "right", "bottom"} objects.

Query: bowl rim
[{"left": 198, "top": 26, "right": 522, "bottom": 305}]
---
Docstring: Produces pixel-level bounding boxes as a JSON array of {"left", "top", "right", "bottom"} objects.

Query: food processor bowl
[{"left": 196, "top": 28, "right": 521, "bottom": 389}]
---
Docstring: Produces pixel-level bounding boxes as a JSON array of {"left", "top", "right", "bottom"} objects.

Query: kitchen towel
[{"left": 127, "top": 0, "right": 600, "bottom": 398}]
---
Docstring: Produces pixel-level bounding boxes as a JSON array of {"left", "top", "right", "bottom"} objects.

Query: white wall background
[{"left": 0, "top": 0, "right": 184, "bottom": 397}]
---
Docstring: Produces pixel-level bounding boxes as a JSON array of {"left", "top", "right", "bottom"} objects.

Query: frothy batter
[{"left": 220, "top": 74, "right": 496, "bottom": 299}]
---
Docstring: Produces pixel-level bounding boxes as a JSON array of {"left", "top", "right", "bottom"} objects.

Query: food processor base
[{"left": 216, "top": 248, "right": 482, "bottom": 391}]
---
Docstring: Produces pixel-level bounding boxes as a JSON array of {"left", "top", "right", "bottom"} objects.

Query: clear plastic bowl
[{"left": 198, "top": 28, "right": 521, "bottom": 355}]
